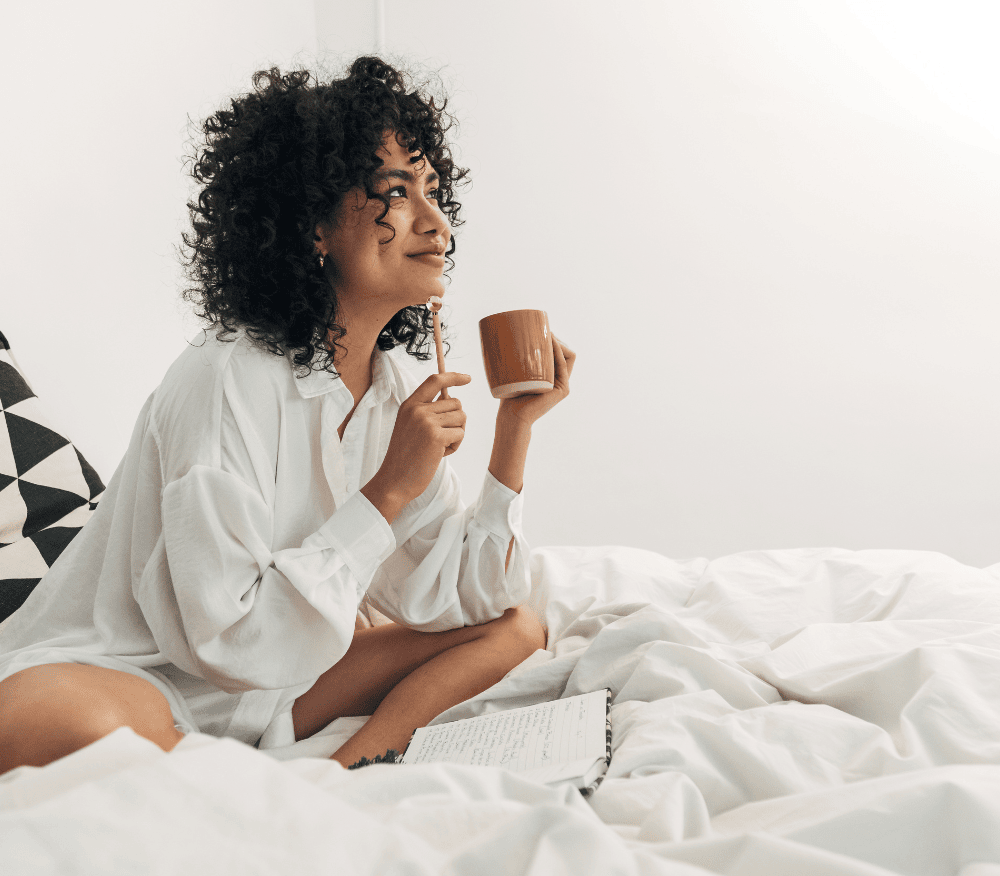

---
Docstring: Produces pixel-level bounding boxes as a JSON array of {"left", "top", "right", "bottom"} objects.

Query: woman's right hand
[{"left": 374, "top": 372, "right": 472, "bottom": 507}]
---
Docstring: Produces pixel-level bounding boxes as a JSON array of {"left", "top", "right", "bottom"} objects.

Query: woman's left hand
[{"left": 497, "top": 334, "right": 576, "bottom": 427}]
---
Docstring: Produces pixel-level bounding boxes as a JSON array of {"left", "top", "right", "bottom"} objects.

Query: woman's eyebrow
[{"left": 375, "top": 168, "right": 440, "bottom": 185}]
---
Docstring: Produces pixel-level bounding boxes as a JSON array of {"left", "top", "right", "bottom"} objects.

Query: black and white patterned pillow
[{"left": 1, "top": 330, "right": 105, "bottom": 622}]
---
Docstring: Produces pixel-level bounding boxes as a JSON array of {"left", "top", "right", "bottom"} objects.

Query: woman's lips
[{"left": 408, "top": 253, "right": 445, "bottom": 266}]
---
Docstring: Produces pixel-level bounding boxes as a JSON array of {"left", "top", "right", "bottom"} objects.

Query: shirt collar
[{"left": 291, "top": 343, "right": 408, "bottom": 406}]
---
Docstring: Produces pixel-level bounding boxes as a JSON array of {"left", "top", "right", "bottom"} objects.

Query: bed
[
  {"left": 3, "top": 332, "right": 1000, "bottom": 875},
  {"left": 1, "top": 544, "right": 998, "bottom": 874}
]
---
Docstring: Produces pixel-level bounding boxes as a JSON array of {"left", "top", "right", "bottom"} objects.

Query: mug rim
[{"left": 478, "top": 309, "right": 548, "bottom": 324}]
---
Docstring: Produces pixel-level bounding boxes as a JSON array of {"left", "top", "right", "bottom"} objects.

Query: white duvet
[{"left": 3, "top": 545, "right": 999, "bottom": 876}]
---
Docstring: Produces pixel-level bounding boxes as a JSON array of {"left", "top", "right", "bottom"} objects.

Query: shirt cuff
[
  {"left": 476, "top": 469, "right": 524, "bottom": 541},
  {"left": 316, "top": 490, "right": 397, "bottom": 601}
]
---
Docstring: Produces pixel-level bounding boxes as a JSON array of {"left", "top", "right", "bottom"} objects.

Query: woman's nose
[{"left": 414, "top": 194, "right": 445, "bottom": 231}]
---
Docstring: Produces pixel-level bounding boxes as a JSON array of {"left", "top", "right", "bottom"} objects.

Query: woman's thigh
[{"left": 0, "top": 663, "right": 184, "bottom": 774}]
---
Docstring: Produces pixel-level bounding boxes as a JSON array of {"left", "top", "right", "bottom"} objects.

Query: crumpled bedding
[{"left": 2, "top": 544, "right": 999, "bottom": 876}]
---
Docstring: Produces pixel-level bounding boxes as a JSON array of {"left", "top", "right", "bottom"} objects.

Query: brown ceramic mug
[{"left": 478, "top": 310, "right": 555, "bottom": 399}]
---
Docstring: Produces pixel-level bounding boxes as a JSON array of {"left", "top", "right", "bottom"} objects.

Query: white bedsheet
[{"left": 2, "top": 545, "right": 999, "bottom": 875}]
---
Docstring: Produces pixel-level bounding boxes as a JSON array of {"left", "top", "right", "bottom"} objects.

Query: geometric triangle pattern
[
  {"left": 0, "top": 329, "right": 106, "bottom": 622},
  {"left": 5, "top": 408, "right": 70, "bottom": 476}
]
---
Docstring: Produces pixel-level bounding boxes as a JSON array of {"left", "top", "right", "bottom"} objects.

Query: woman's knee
[
  {"left": 490, "top": 605, "right": 547, "bottom": 658},
  {"left": 0, "top": 664, "right": 183, "bottom": 774}
]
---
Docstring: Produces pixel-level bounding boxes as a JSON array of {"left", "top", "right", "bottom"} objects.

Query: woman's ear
[{"left": 313, "top": 221, "right": 333, "bottom": 259}]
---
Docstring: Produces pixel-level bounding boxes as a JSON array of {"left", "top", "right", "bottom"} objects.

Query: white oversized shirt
[{"left": 0, "top": 329, "right": 531, "bottom": 746}]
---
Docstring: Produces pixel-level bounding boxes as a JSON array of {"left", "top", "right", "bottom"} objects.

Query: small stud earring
[{"left": 319, "top": 253, "right": 326, "bottom": 268}]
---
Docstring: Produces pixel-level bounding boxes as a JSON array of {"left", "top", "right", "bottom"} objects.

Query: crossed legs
[
  {"left": 0, "top": 605, "right": 545, "bottom": 775},
  {"left": 292, "top": 605, "right": 546, "bottom": 767}
]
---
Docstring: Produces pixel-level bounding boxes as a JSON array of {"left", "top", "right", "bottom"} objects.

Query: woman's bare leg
[
  {"left": 0, "top": 664, "right": 185, "bottom": 775},
  {"left": 290, "top": 605, "right": 545, "bottom": 768}
]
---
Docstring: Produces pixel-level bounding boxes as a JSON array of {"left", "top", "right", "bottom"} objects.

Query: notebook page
[{"left": 402, "top": 690, "right": 607, "bottom": 772}]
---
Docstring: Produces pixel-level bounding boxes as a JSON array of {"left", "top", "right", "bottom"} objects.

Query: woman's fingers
[
  {"left": 552, "top": 335, "right": 574, "bottom": 387},
  {"left": 554, "top": 335, "right": 574, "bottom": 367}
]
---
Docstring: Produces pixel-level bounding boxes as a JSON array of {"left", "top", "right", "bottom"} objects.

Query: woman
[{"left": 0, "top": 57, "right": 574, "bottom": 773}]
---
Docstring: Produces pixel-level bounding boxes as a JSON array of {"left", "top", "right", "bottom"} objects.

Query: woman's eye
[{"left": 388, "top": 185, "right": 440, "bottom": 201}]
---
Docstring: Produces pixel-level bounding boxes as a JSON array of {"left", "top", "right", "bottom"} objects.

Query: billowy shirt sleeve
[
  {"left": 361, "top": 461, "right": 532, "bottom": 632},
  {"left": 147, "top": 395, "right": 397, "bottom": 694},
  {"left": 157, "top": 467, "right": 396, "bottom": 693}
]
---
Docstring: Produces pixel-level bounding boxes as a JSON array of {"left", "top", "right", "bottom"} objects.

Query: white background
[{"left": 2, "top": 1, "right": 997, "bottom": 566}]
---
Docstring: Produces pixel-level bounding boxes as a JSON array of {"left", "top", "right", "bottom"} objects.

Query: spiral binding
[{"left": 579, "top": 688, "right": 613, "bottom": 799}]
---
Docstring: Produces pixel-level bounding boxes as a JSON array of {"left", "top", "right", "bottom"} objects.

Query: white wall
[
  {"left": 327, "top": 0, "right": 998, "bottom": 566},
  {"left": 3, "top": 2, "right": 997, "bottom": 567},
  {"left": 0, "top": 0, "right": 317, "bottom": 478}
]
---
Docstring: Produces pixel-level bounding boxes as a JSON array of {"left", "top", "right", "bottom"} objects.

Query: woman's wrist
[
  {"left": 488, "top": 414, "right": 531, "bottom": 495},
  {"left": 361, "top": 476, "right": 406, "bottom": 525}
]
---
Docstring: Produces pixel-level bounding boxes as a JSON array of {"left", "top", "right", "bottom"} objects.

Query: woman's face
[{"left": 318, "top": 131, "right": 450, "bottom": 314}]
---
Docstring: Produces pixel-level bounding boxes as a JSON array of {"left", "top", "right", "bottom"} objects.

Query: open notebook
[{"left": 400, "top": 689, "right": 612, "bottom": 796}]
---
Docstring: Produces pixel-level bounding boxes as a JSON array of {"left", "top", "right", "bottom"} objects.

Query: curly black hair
[{"left": 180, "top": 56, "right": 470, "bottom": 378}]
